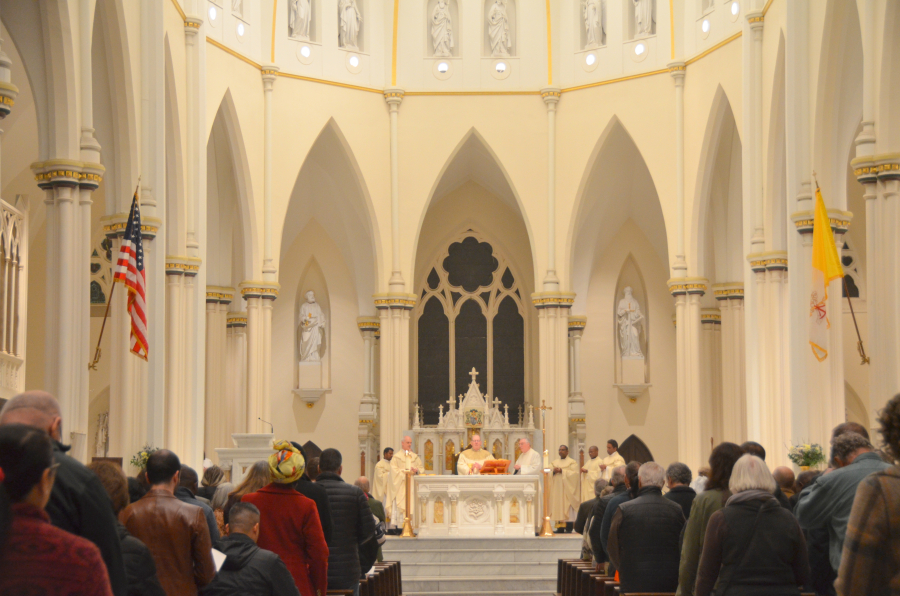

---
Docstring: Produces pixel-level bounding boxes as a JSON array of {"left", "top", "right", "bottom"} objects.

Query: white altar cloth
[{"left": 414, "top": 475, "right": 539, "bottom": 537}]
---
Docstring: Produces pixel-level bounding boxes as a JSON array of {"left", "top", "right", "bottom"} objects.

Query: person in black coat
[
  {"left": 175, "top": 465, "right": 221, "bottom": 542},
  {"left": 0, "top": 391, "right": 128, "bottom": 596},
  {"left": 291, "top": 441, "right": 334, "bottom": 543},
  {"left": 315, "top": 448, "right": 376, "bottom": 594},
  {"left": 740, "top": 441, "right": 792, "bottom": 510},
  {"left": 589, "top": 466, "right": 628, "bottom": 564},
  {"left": 201, "top": 503, "right": 301, "bottom": 596},
  {"left": 574, "top": 478, "right": 607, "bottom": 535},
  {"left": 664, "top": 462, "right": 697, "bottom": 519}
]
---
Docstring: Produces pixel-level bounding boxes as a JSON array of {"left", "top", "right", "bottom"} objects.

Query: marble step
[
  {"left": 401, "top": 560, "right": 559, "bottom": 577},
  {"left": 405, "top": 592, "right": 555, "bottom": 596},
  {"left": 401, "top": 575, "right": 558, "bottom": 594},
  {"left": 383, "top": 536, "right": 582, "bottom": 551},
  {"left": 383, "top": 547, "right": 581, "bottom": 564}
]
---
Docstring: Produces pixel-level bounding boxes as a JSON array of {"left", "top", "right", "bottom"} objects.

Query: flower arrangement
[
  {"left": 130, "top": 444, "right": 159, "bottom": 470},
  {"left": 787, "top": 443, "right": 827, "bottom": 468}
]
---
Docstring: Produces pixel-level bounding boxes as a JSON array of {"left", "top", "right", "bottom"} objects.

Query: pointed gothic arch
[
  {"left": 879, "top": 1, "right": 900, "bottom": 149},
  {"left": 164, "top": 36, "right": 186, "bottom": 256},
  {"left": 766, "top": 34, "right": 787, "bottom": 252}
]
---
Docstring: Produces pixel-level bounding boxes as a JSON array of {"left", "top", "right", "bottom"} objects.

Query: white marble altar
[
  {"left": 414, "top": 474, "right": 539, "bottom": 537},
  {"left": 215, "top": 433, "right": 275, "bottom": 485}
]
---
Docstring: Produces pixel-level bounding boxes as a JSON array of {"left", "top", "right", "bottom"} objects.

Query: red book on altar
[{"left": 480, "top": 459, "right": 511, "bottom": 474}]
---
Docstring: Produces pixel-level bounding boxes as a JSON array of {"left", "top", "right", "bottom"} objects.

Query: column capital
[
  {"left": 746, "top": 11, "right": 764, "bottom": 31},
  {"left": 31, "top": 159, "right": 105, "bottom": 191},
  {"left": 701, "top": 308, "right": 721, "bottom": 325},
  {"left": 101, "top": 212, "right": 161, "bottom": 241},
  {"left": 790, "top": 208, "right": 852, "bottom": 237},
  {"left": 357, "top": 316, "right": 381, "bottom": 334},
  {"left": 531, "top": 291, "right": 575, "bottom": 309},
  {"left": 240, "top": 281, "right": 280, "bottom": 300},
  {"left": 373, "top": 293, "right": 416, "bottom": 310},
  {"left": 206, "top": 286, "right": 236, "bottom": 304},
  {"left": 226, "top": 312, "right": 248, "bottom": 328},
  {"left": 667, "top": 277, "right": 708, "bottom": 297},
  {"left": 712, "top": 282, "right": 744, "bottom": 301},
  {"left": 852, "top": 153, "right": 900, "bottom": 185},
  {"left": 541, "top": 87, "right": 561, "bottom": 107},
  {"left": 261, "top": 64, "right": 280, "bottom": 88},
  {"left": 567, "top": 315, "right": 587, "bottom": 335},
  {"left": 667, "top": 61, "right": 686, "bottom": 84},
  {"left": 384, "top": 87, "right": 405, "bottom": 107},
  {"left": 0, "top": 80, "right": 19, "bottom": 119},
  {"left": 184, "top": 16, "right": 203, "bottom": 35},
  {"left": 747, "top": 250, "right": 788, "bottom": 273}
]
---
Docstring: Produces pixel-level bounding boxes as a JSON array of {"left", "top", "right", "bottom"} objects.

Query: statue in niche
[
  {"left": 633, "top": 0, "right": 653, "bottom": 37},
  {"left": 94, "top": 412, "right": 109, "bottom": 458},
  {"left": 488, "top": 0, "right": 511, "bottom": 58},
  {"left": 232, "top": 0, "right": 243, "bottom": 17},
  {"left": 617, "top": 286, "right": 644, "bottom": 358},
  {"left": 289, "top": 0, "right": 312, "bottom": 40},
  {"left": 432, "top": 0, "right": 454, "bottom": 57},
  {"left": 338, "top": 0, "right": 362, "bottom": 51},
  {"left": 299, "top": 290, "right": 327, "bottom": 362},
  {"left": 583, "top": 0, "right": 604, "bottom": 49}
]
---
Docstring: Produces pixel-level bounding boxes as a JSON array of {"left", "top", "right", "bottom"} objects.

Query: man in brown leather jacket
[{"left": 122, "top": 450, "right": 217, "bottom": 596}]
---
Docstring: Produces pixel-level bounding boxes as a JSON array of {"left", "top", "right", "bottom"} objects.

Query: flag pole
[
  {"left": 813, "top": 174, "right": 869, "bottom": 366},
  {"left": 88, "top": 177, "right": 140, "bottom": 370}
]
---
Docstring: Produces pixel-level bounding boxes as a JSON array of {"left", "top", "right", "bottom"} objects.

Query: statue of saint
[
  {"left": 232, "top": 0, "right": 243, "bottom": 17},
  {"left": 617, "top": 286, "right": 644, "bottom": 358},
  {"left": 289, "top": 0, "right": 311, "bottom": 40},
  {"left": 633, "top": 0, "right": 653, "bottom": 37},
  {"left": 432, "top": 0, "right": 454, "bottom": 57},
  {"left": 299, "top": 290, "right": 327, "bottom": 362},
  {"left": 488, "top": 0, "right": 511, "bottom": 58},
  {"left": 583, "top": 0, "right": 604, "bottom": 48},
  {"left": 338, "top": 0, "right": 362, "bottom": 51}
]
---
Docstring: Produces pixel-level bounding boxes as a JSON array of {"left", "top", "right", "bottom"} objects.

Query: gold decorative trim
[
  {"left": 405, "top": 90, "right": 540, "bottom": 97},
  {"left": 570, "top": 418, "right": 585, "bottom": 423},
  {"left": 391, "top": 0, "right": 400, "bottom": 86},
  {"left": 271, "top": 0, "right": 278, "bottom": 62},
  {"left": 667, "top": 277, "right": 709, "bottom": 296},
  {"left": 359, "top": 419, "right": 375, "bottom": 424},
  {"left": 278, "top": 70, "right": 383, "bottom": 94},
  {"left": 762, "top": 0, "right": 775, "bottom": 16},
  {"left": 668, "top": 64, "right": 686, "bottom": 73},
  {"left": 185, "top": 21, "right": 200, "bottom": 29},
  {"left": 541, "top": 89, "right": 561, "bottom": 99},
  {"left": 562, "top": 68, "right": 669, "bottom": 93},
  {"left": 206, "top": 37, "right": 263, "bottom": 70},
  {"left": 240, "top": 282, "right": 280, "bottom": 299},
  {"left": 747, "top": 16, "right": 765, "bottom": 24},
  {"left": 531, "top": 292, "right": 576, "bottom": 308},
  {"left": 169, "top": 0, "right": 186, "bottom": 20},
  {"left": 545, "top": 0, "right": 553, "bottom": 86},
  {"left": 262, "top": 69, "right": 278, "bottom": 76},
  {"left": 374, "top": 293, "right": 417, "bottom": 310}
]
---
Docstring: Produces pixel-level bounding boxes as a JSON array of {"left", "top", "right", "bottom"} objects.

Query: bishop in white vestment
[
  {"left": 550, "top": 445, "right": 580, "bottom": 525},
  {"left": 372, "top": 447, "right": 394, "bottom": 515},
  {"left": 580, "top": 445, "right": 603, "bottom": 503},
  {"left": 389, "top": 436, "right": 422, "bottom": 523},
  {"left": 513, "top": 438, "right": 542, "bottom": 475},
  {"left": 457, "top": 434, "right": 495, "bottom": 474},
  {"left": 599, "top": 440, "right": 626, "bottom": 481}
]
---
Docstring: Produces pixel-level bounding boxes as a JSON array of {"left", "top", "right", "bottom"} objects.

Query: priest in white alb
[
  {"left": 389, "top": 436, "right": 422, "bottom": 525},
  {"left": 550, "top": 445, "right": 580, "bottom": 532},
  {"left": 373, "top": 447, "right": 394, "bottom": 520},
  {"left": 599, "top": 439, "right": 626, "bottom": 481},
  {"left": 580, "top": 445, "right": 602, "bottom": 503},
  {"left": 457, "top": 434, "right": 494, "bottom": 474},
  {"left": 513, "top": 438, "right": 541, "bottom": 475}
]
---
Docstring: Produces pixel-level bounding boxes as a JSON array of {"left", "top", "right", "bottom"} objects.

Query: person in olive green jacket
[{"left": 676, "top": 442, "right": 745, "bottom": 596}]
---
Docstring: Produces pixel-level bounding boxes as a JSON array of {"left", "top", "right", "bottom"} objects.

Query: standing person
[
  {"left": 550, "top": 445, "right": 580, "bottom": 532},
  {"left": 121, "top": 450, "right": 216, "bottom": 596},
  {"left": 241, "top": 441, "right": 328, "bottom": 596},
  {"left": 389, "top": 436, "right": 422, "bottom": 525},
  {"left": 598, "top": 461, "right": 641, "bottom": 573},
  {"left": 0, "top": 424, "right": 114, "bottom": 596},
  {"left": 677, "top": 442, "right": 745, "bottom": 596},
  {"left": 316, "top": 449, "right": 376, "bottom": 596},
  {"left": 200, "top": 503, "right": 301, "bottom": 596},
  {"left": 176, "top": 465, "right": 220, "bottom": 542},
  {"left": 773, "top": 466, "right": 796, "bottom": 500},
  {"left": 835, "top": 393, "right": 900, "bottom": 595},
  {"left": 210, "top": 482, "right": 233, "bottom": 537},
  {"left": 575, "top": 477, "right": 607, "bottom": 535},
  {"left": 88, "top": 461, "right": 166, "bottom": 596},
  {"left": 197, "top": 466, "right": 224, "bottom": 501},
  {"left": 290, "top": 441, "right": 333, "bottom": 544},
  {"left": 607, "top": 462, "right": 685, "bottom": 594},
  {"left": 665, "top": 462, "right": 697, "bottom": 520},
  {"left": 223, "top": 460, "right": 271, "bottom": 524},
  {"left": 354, "top": 477, "right": 386, "bottom": 562},
  {"left": 598, "top": 440, "right": 626, "bottom": 481},
  {"left": 0, "top": 391, "right": 127, "bottom": 596},
  {"left": 580, "top": 446, "right": 603, "bottom": 503},
  {"left": 513, "top": 438, "right": 542, "bottom": 475},
  {"left": 795, "top": 432, "right": 891, "bottom": 573},
  {"left": 589, "top": 465, "right": 627, "bottom": 566},
  {"left": 740, "top": 442, "right": 792, "bottom": 510},
  {"left": 457, "top": 434, "right": 495, "bottom": 475},
  {"left": 694, "top": 455, "right": 809, "bottom": 596},
  {"left": 372, "top": 448, "right": 393, "bottom": 506}
]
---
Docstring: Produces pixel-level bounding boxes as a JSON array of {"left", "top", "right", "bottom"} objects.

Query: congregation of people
[{"left": 1, "top": 388, "right": 899, "bottom": 596}]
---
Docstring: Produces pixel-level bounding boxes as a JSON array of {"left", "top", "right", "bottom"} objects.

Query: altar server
[
  {"left": 372, "top": 447, "right": 393, "bottom": 509},
  {"left": 581, "top": 445, "right": 603, "bottom": 502},
  {"left": 457, "top": 434, "right": 495, "bottom": 475},
  {"left": 389, "top": 436, "right": 422, "bottom": 525},
  {"left": 599, "top": 440, "right": 626, "bottom": 481},
  {"left": 551, "top": 445, "right": 580, "bottom": 532},
  {"left": 513, "top": 438, "right": 542, "bottom": 475}
]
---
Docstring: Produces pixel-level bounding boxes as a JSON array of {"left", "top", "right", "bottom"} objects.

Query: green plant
[
  {"left": 130, "top": 444, "right": 159, "bottom": 469},
  {"left": 787, "top": 443, "right": 827, "bottom": 468}
]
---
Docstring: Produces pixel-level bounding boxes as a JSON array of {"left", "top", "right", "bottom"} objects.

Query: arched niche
[
  {"left": 288, "top": 0, "right": 318, "bottom": 43},
  {"left": 626, "top": 0, "right": 656, "bottom": 40},
  {"left": 766, "top": 35, "right": 787, "bottom": 253},
  {"left": 164, "top": 37, "right": 186, "bottom": 256},
  {"left": 613, "top": 254, "right": 649, "bottom": 384},
  {"left": 338, "top": 0, "right": 366, "bottom": 52},
  {"left": 295, "top": 257, "right": 331, "bottom": 386},
  {"left": 578, "top": 0, "right": 607, "bottom": 50},
  {"left": 483, "top": 0, "right": 516, "bottom": 57},
  {"left": 844, "top": 381, "right": 868, "bottom": 430},
  {"left": 426, "top": 0, "right": 460, "bottom": 58}
]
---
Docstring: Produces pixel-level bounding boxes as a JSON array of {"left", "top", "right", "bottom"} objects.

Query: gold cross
[{"left": 534, "top": 400, "right": 552, "bottom": 413}]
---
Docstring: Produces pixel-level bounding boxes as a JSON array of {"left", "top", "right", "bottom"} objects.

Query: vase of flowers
[
  {"left": 130, "top": 444, "right": 159, "bottom": 470},
  {"left": 788, "top": 443, "right": 827, "bottom": 470}
]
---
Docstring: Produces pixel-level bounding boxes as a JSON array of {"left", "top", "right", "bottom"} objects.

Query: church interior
[{"left": 0, "top": 0, "right": 897, "bottom": 497}]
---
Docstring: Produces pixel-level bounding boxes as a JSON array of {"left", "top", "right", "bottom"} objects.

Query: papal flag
[{"left": 809, "top": 186, "right": 844, "bottom": 362}]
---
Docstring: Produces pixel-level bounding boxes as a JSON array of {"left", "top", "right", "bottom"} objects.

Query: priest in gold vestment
[
  {"left": 599, "top": 439, "right": 626, "bottom": 481},
  {"left": 550, "top": 445, "right": 580, "bottom": 531},
  {"left": 456, "top": 434, "right": 495, "bottom": 474},
  {"left": 372, "top": 447, "right": 394, "bottom": 516},
  {"left": 580, "top": 445, "right": 602, "bottom": 502},
  {"left": 389, "top": 436, "right": 422, "bottom": 524}
]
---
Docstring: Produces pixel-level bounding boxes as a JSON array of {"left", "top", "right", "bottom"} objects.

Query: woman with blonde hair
[
  {"left": 222, "top": 461, "right": 270, "bottom": 524},
  {"left": 197, "top": 465, "right": 225, "bottom": 501}
]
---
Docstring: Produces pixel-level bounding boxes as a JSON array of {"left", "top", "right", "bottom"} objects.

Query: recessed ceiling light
[
  {"left": 585, "top": 54, "right": 596, "bottom": 66},
  {"left": 702, "top": 19, "right": 710, "bottom": 33},
  {"left": 349, "top": 55, "right": 360, "bottom": 67},
  {"left": 495, "top": 62, "right": 507, "bottom": 73},
  {"left": 300, "top": 45, "right": 311, "bottom": 58},
  {"left": 634, "top": 43, "right": 645, "bottom": 56},
  {"left": 209, "top": 6, "right": 217, "bottom": 20},
  {"left": 437, "top": 62, "right": 449, "bottom": 73},
  {"left": 237, "top": 22, "right": 245, "bottom": 37},
  {"left": 731, "top": 2, "right": 740, "bottom": 16}
]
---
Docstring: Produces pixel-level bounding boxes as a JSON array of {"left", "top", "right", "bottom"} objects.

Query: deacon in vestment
[
  {"left": 513, "top": 438, "right": 542, "bottom": 475},
  {"left": 599, "top": 439, "right": 626, "bottom": 481},
  {"left": 550, "top": 445, "right": 580, "bottom": 531},
  {"left": 372, "top": 447, "right": 394, "bottom": 515},
  {"left": 580, "top": 445, "right": 603, "bottom": 503},
  {"left": 457, "top": 434, "right": 495, "bottom": 475},
  {"left": 389, "top": 436, "right": 422, "bottom": 524}
]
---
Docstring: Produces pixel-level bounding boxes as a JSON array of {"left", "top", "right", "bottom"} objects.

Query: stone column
[
  {"left": 183, "top": 259, "right": 202, "bottom": 465},
  {"left": 713, "top": 284, "right": 746, "bottom": 443},
  {"left": 164, "top": 258, "right": 186, "bottom": 455},
  {"left": 384, "top": 88, "right": 405, "bottom": 291},
  {"left": 358, "top": 317, "right": 380, "bottom": 478},
  {"left": 262, "top": 66, "right": 279, "bottom": 280},
  {"left": 667, "top": 279, "right": 707, "bottom": 471},
  {"left": 700, "top": 309, "right": 722, "bottom": 461},
  {"left": 668, "top": 62, "right": 687, "bottom": 274},
  {"left": 225, "top": 313, "right": 248, "bottom": 437},
  {"left": 567, "top": 317, "right": 586, "bottom": 451},
  {"left": 541, "top": 88, "right": 561, "bottom": 290},
  {"left": 205, "top": 287, "right": 233, "bottom": 460},
  {"left": 376, "top": 295, "right": 415, "bottom": 452},
  {"left": 532, "top": 293, "right": 573, "bottom": 453},
  {"left": 240, "top": 282, "right": 279, "bottom": 432}
]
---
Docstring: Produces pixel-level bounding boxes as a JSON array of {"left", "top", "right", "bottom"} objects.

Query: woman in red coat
[{"left": 242, "top": 440, "right": 329, "bottom": 596}]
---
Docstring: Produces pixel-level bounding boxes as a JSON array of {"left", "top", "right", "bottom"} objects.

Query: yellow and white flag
[{"left": 809, "top": 186, "right": 844, "bottom": 361}]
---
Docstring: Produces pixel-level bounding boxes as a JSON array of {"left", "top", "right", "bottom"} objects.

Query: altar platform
[{"left": 383, "top": 535, "right": 581, "bottom": 596}]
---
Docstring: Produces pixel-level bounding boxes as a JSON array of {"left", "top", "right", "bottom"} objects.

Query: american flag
[{"left": 114, "top": 191, "right": 148, "bottom": 360}]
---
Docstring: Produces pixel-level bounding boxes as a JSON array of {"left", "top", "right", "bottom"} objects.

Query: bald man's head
[{"left": 0, "top": 391, "right": 63, "bottom": 441}]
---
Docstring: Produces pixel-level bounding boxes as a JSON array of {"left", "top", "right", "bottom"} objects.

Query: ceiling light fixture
[
  {"left": 349, "top": 55, "right": 360, "bottom": 67},
  {"left": 237, "top": 22, "right": 245, "bottom": 37},
  {"left": 701, "top": 19, "right": 710, "bottom": 33},
  {"left": 634, "top": 43, "right": 645, "bottom": 56},
  {"left": 586, "top": 54, "right": 596, "bottom": 66},
  {"left": 437, "top": 62, "right": 449, "bottom": 73},
  {"left": 495, "top": 62, "right": 507, "bottom": 73}
]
